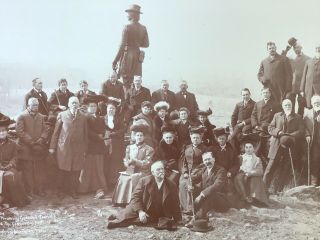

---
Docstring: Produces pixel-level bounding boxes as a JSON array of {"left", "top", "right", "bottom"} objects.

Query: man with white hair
[
  {"left": 300, "top": 44, "right": 320, "bottom": 108},
  {"left": 175, "top": 80, "right": 199, "bottom": 119},
  {"left": 107, "top": 161, "right": 181, "bottom": 230},
  {"left": 303, "top": 95, "right": 320, "bottom": 186},
  {"left": 16, "top": 97, "right": 48, "bottom": 198},
  {"left": 290, "top": 41, "right": 310, "bottom": 115},
  {"left": 49, "top": 96, "right": 88, "bottom": 199},
  {"left": 263, "top": 98, "right": 304, "bottom": 193}
]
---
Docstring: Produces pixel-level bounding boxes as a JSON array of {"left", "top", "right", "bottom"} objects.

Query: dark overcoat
[
  {"left": 231, "top": 99, "right": 256, "bottom": 128},
  {"left": 268, "top": 112, "right": 304, "bottom": 160},
  {"left": 251, "top": 99, "right": 281, "bottom": 128},
  {"left": 258, "top": 54, "right": 293, "bottom": 104},
  {"left": 24, "top": 89, "right": 49, "bottom": 115},
  {"left": 117, "top": 175, "right": 181, "bottom": 222},
  {"left": 175, "top": 91, "right": 199, "bottom": 117},
  {"left": 48, "top": 89, "right": 74, "bottom": 113},
  {"left": 126, "top": 86, "right": 151, "bottom": 115},
  {"left": 49, "top": 110, "right": 88, "bottom": 171},
  {"left": 300, "top": 58, "right": 320, "bottom": 108}
]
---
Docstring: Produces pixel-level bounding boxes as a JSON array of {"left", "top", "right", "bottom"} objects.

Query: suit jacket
[
  {"left": 290, "top": 53, "right": 310, "bottom": 93},
  {"left": 49, "top": 110, "right": 88, "bottom": 171},
  {"left": 258, "top": 54, "right": 293, "bottom": 103},
  {"left": 24, "top": 89, "right": 49, "bottom": 115},
  {"left": 268, "top": 112, "right": 304, "bottom": 159},
  {"left": 100, "top": 80, "right": 125, "bottom": 103},
  {"left": 75, "top": 90, "right": 96, "bottom": 105},
  {"left": 87, "top": 115, "right": 107, "bottom": 155},
  {"left": 151, "top": 89, "right": 176, "bottom": 112},
  {"left": 181, "top": 143, "right": 207, "bottom": 174},
  {"left": 231, "top": 99, "right": 256, "bottom": 128},
  {"left": 48, "top": 89, "right": 74, "bottom": 113},
  {"left": 192, "top": 164, "right": 227, "bottom": 197},
  {"left": 300, "top": 58, "right": 320, "bottom": 108},
  {"left": 0, "top": 138, "right": 17, "bottom": 169},
  {"left": 126, "top": 86, "right": 151, "bottom": 115},
  {"left": 251, "top": 99, "right": 281, "bottom": 128},
  {"left": 16, "top": 110, "right": 48, "bottom": 161},
  {"left": 118, "top": 175, "right": 181, "bottom": 222},
  {"left": 175, "top": 91, "right": 199, "bottom": 116},
  {"left": 303, "top": 108, "right": 320, "bottom": 146}
]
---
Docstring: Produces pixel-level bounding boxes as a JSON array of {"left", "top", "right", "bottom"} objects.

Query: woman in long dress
[{"left": 112, "top": 124, "right": 154, "bottom": 206}]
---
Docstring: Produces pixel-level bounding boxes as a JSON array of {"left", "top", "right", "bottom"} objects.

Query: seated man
[
  {"left": 187, "top": 151, "right": 229, "bottom": 222},
  {"left": 107, "top": 161, "right": 181, "bottom": 229}
]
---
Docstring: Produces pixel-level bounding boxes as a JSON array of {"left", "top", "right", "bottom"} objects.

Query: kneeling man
[
  {"left": 107, "top": 161, "right": 181, "bottom": 229},
  {"left": 188, "top": 151, "right": 230, "bottom": 222}
]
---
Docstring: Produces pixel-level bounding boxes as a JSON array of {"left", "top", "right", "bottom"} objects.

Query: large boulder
[{"left": 284, "top": 185, "right": 320, "bottom": 202}]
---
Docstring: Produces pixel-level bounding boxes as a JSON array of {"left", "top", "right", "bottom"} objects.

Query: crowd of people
[{"left": 0, "top": 4, "right": 320, "bottom": 232}]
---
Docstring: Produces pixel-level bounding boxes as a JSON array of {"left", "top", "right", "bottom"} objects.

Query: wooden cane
[
  {"left": 188, "top": 168, "right": 196, "bottom": 220},
  {"left": 307, "top": 141, "right": 311, "bottom": 186},
  {"left": 288, "top": 148, "right": 297, "bottom": 187}
]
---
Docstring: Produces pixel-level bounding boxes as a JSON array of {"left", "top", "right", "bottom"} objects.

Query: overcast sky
[{"left": 0, "top": 0, "right": 320, "bottom": 96}]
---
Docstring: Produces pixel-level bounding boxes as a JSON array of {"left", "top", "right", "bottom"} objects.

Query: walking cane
[
  {"left": 288, "top": 148, "right": 297, "bottom": 187},
  {"left": 307, "top": 141, "right": 311, "bottom": 186},
  {"left": 188, "top": 167, "right": 196, "bottom": 221}
]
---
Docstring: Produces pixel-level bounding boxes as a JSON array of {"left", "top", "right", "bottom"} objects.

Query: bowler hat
[
  {"left": 125, "top": 4, "right": 142, "bottom": 14},
  {"left": 280, "top": 135, "right": 295, "bottom": 148},
  {"left": 190, "top": 219, "right": 214, "bottom": 233},
  {"left": 213, "top": 127, "right": 228, "bottom": 137},
  {"left": 154, "top": 217, "right": 177, "bottom": 231}
]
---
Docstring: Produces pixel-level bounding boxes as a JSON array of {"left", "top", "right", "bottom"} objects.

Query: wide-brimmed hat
[
  {"left": 154, "top": 101, "right": 170, "bottom": 112},
  {"left": 280, "top": 135, "right": 295, "bottom": 148},
  {"left": 190, "top": 219, "right": 214, "bottom": 233},
  {"left": 125, "top": 4, "right": 142, "bottom": 14},
  {"left": 154, "top": 217, "right": 177, "bottom": 231},
  {"left": 161, "top": 124, "right": 176, "bottom": 134},
  {"left": 0, "top": 116, "right": 11, "bottom": 128},
  {"left": 197, "top": 108, "right": 213, "bottom": 116},
  {"left": 240, "top": 133, "right": 259, "bottom": 146},
  {"left": 213, "top": 127, "right": 228, "bottom": 137},
  {"left": 189, "top": 126, "right": 205, "bottom": 135},
  {"left": 130, "top": 123, "right": 149, "bottom": 134}
]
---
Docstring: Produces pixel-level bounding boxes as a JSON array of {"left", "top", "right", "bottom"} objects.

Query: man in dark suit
[
  {"left": 187, "top": 151, "right": 229, "bottom": 222},
  {"left": 303, "top": 95, "right": 320, "bottom": 186},
  {"left": 151, "top": 80, "right": 176, "bottom": 113},
  {"left": 258, "top": 42, "right": 293, "bottom": 104},
  {"left": 263, "top": 99, "right": 304, "bottom": 193},
  {"left": 175, "top": 80, "right": 199, "bottom": 119},
  {"left": 230, "top": 88, "right": 256, "bottom": 151},
  {"left": 24, "top": 78, "right": 49, "bottom": 116},
  {"left": 48, "top": 78, "right": 74, "bottom": 117},
  {"left": 107, "top": 161, "right": 181, "bottom": 229},
  {"left": 16, "top": 98, "right": 48, "bottom": 198},
  {"left": 251, "top": 87, "right": 281, "bottom": 164},
  {"left": 75, "top": 80, "right": 96, "bottom": 106},
  {"left": 125, "top": 76, "right": 151, "bottom": 123}
]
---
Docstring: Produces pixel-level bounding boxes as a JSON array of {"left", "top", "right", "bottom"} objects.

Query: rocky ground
[{"left": 0, "top": 186, "right": 320, "bottom": 240}]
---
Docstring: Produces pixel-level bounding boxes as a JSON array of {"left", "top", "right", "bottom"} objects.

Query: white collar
[{"left": 155, "top": 180, "right": 164, "bottom": 189}]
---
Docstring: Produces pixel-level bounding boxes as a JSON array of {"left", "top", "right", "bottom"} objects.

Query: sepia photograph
[{"left": 0, "top": 0, "right": 320, "bottom": 239}]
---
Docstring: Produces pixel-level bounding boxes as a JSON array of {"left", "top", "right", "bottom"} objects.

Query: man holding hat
[
  {"left": 263, "top": 98, "right": 304, "bottom": 193},
  {"left": 16, "top": 98, "right": 49, "bottom": 198},
  {"left": 112, "top": 4, "right": 149, "bottom": 89},
  {"left": 300, "top": 44, "right": 320, "bottom": 108},
  {"left": 303, "top": 95, "right": 320, "bottom": 186},
  {"left": 186, "top": 151, "right": 229, "bottom": 223},
  {"left": 107, "top": 161, "right": 181, "bottom": 230}
]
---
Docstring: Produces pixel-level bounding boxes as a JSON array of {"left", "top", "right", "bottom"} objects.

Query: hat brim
[
  {"left": 190, "top": 225, "right": 214, "bottom": 233},
  {"left": 125, "top": 9, "right": 143, "bottom": 14}
]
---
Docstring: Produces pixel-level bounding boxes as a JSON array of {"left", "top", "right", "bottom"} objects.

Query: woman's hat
[
  {"left": 197, "top": 108, "right": 213, "bottom": 116},
  {"left": 130, "top": 123, "right": 149, "bottom": 134},
  {"left": 190, "top": 219, "right": 214, "bottom": 233},
  {"left": 0, "top": 116, "right": 11, "bottom": 128},
  {"left": 154, "top": 101, "right": 170, "bottom": 112},
  {"left": 189, "top": 126, "right": 205, "bottom": 135},
  {"left": 161, "top": 124, "right": 176, "bottom": 133},
  {"left": 213, "top": 127, "right": 228, "bottom": 137}
]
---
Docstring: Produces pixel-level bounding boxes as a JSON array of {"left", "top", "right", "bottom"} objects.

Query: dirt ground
[{"left": 1, "top": 187, "right": 320, "bottom": 240}]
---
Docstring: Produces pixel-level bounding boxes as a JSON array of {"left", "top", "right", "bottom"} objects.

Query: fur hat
[
  {"left": 154, "top": 101, "right": 170, "bottom": 112},
  {"left": 0, "top": 116, "right": 11, "bottom": 128}
]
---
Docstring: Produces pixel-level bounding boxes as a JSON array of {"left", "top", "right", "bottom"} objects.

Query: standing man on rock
[
  {"left": 258, "top": 42, "right": 293, "bottom": 104},
  {"left": 112, "top": 4, "right": 149, "bottom": 91},
  {"left": 300, "top": 44, "right": 320, "bottom": 109}
]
